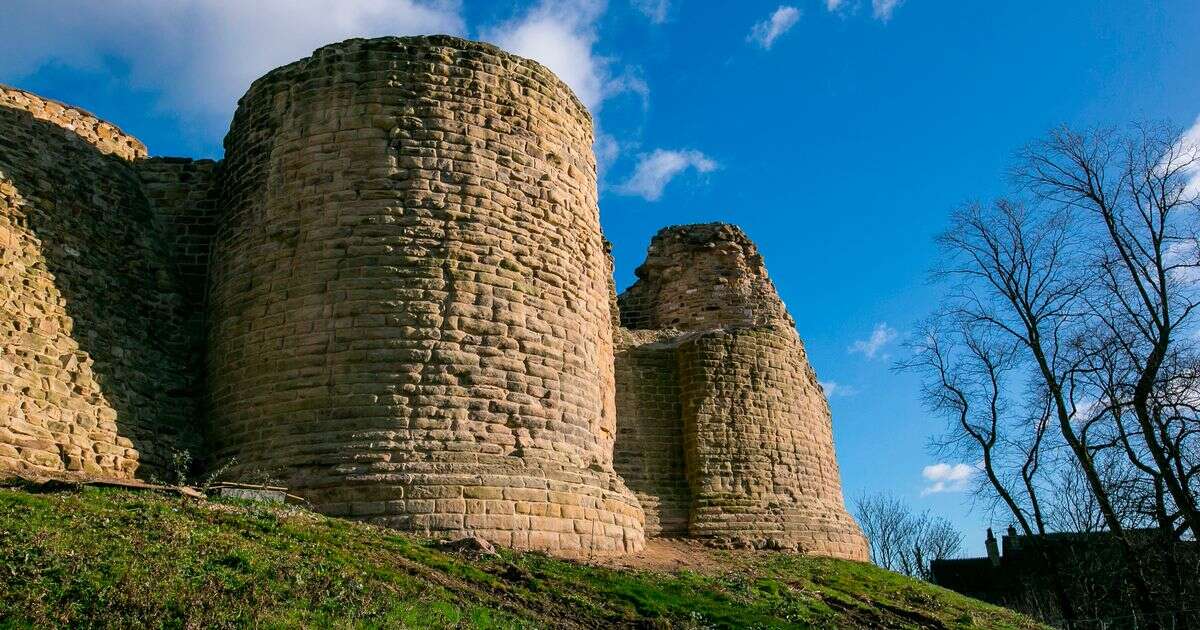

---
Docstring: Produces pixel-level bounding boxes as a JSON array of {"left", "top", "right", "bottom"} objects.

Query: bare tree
[
  {"left": 903, "top": 312, "right": 1079, "bottom": 622},
  {"left": 903, "top": 121, "right": 1200, "bottom": 628},
  {"left": 1018, "top": 123, "right": 1200, "bottom": 538},
  {"left": 852, "top": 491, "right": 964, "bottom": 581}
]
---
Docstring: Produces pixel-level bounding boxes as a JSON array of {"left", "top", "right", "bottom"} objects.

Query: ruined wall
[
  {"left": 0, "top": 85, "right": 200, "bottom": 479},
  {"left": 613, "top": 224, "right": 867, "bottom": 560},
  {"left": 613, "top": 328, "right": 690, "bottom": 537},
  {"left": 0, "top": 87, "right": 146, "bottom": 161},
  {"left": 207, "top": 36, "right": 643, "bottom": 553},
  {"left": 619, "top": 223, "right": 792, "bottom": 331},
  {"left": 1, "top": 40, "right": 866, "bottom": 561}
]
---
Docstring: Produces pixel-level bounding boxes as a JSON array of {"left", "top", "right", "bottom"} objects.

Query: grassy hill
[{"left": 0, "top": 484, "right": 1044, "bottom": 629}]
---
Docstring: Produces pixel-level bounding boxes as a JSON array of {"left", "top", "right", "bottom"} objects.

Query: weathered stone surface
[
  {"left": 613, "top": 328, "right": 691, "bottom": 537},
  {"left": 613, "top": 224, "right": 868, "bottom": 561},
  {"left": 0, "top": 85, "right": 201, "bottom": 480},
  {"left": 0, "top": 38, "right": 864, "bottom": 561},
  {"left": 135, "top": 157, "right": 221, "bottom": 306},
  {"left": 0, "top": 87, "right": 147, "bottom": 161},
  {"left": 206, "top": 36, "right": 643, "bottom": 553},
  {"left": 619, "top": 223, "right": 793, "bottom": 331}
]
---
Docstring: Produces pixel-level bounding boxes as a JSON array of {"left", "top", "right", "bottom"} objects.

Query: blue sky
[{"left": 4, "top": 0, "right": 1199, "bottom": 554}]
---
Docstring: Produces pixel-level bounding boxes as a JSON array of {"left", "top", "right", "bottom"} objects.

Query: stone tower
[
  {"left": 613, "top": 224, "right": 869, "bottom": 560},
  {"left": 206, "top": 36, "right": 643, "bottom": 552},
  {"left": 1, "top": 36, "right": 867, "bottom": 561}
]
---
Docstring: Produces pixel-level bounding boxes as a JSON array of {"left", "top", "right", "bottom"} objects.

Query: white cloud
[
  {"left": 616, "top": 149, "right": 717, "bottom": 201},
  {"left": 1178, "top": 114, "right": 1200, "bottom": 199},
  {"left": 748, "top": 6, "right": 802, "bottom": 50},
  {"left": 871, "top": 0, "right": 905, "bottom": 22},
  {"left": 607, "top": 68, "right": 651, "bottom": 111},
  {"left": 483, "top": 0, "right": 644, "bottom": 113},
  {"left": 0, "top": 1, "right": 464, "bottom": 136},
  {"left": 1165, "top": 240, "right": 1200, "bottom": 285},
  {"left": 1071, "top": 397, "right": 1104, "bottom": 423},
  {"left": 632, "top": 0, "right": 671, "bottom": 24},
  {"left": 848, "top": 322, "right": 898, "bottom": 360},
  {"left": 820, "top": 381, "right": 859, "bottom": 398},
  {"left": 594, "top": 132, "right": 621, "bottom": 176},
  {"left": 825, "top": 0, "right": 847, "bottom": 11},
  {"left": 921, "top": 462, "right": 976, "bottom": 495}
]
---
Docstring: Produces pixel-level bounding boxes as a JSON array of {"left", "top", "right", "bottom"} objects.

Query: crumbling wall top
[
  {"left": 618, "top": 222, "right": 794, "bottom": 331},
  {"left": 0, "top": 84, "right": 147, "bottom": 161}
]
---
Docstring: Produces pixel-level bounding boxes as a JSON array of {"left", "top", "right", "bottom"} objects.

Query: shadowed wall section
[
  {"left": 0, "top": 86, "right": 201, "bottom": 479},
  {"left": 613, "top": 328, "right": 690, "bottom": 537},
  {"left": 207, "top": 36, "right": 643, "bottom": 553},
  {"left": 136, "top": 157, "right": 221, "bottom": 307}
]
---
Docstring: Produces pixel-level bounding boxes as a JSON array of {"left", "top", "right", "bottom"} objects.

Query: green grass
[{"left": 0, "top": 485, "right": 1046, "bottom": 629}]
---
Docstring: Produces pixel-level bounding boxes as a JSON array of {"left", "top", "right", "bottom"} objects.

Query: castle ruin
[{"left": 0, "top": 36, "right": 867, "bottom": 560}]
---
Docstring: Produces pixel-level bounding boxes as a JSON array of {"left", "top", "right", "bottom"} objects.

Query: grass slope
[{"left": 0, "top": 486, "right": 1044, "bottom": 629}]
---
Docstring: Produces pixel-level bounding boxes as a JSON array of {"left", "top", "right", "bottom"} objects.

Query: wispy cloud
[
  {"left": 1179, "top": 114, "right": 1200, "bottom": 199},
  {"left": 825, "top": 0, "right": 847, "bottom": 11},
  {"left": 616, "top": 149, "right": 718, "bottom": 201},
  {"left": 0, "top": 1, "right": 464, "bottom": 135},
  {"left": 631, "top": 0, "right": 671, "bottom": 24},
  {"left": 483, "top": 0, "right": 610, "bottom": 111},
  {"left": 607, "top": 68, "right": 652, "bottom": 111},
  {"left": 871, "top": 0, "right": 905, "bottom": 22},
  {"left": 1165, "top": 240, "right": 1200, "bottom": 285},
  {"left": 921, "top": 462, "right": 976, "bottom": 495},
  {"left": 848, "top": 323, "right": 898, "bottom": 360},
  {"left": 748, "top": 6, "right": 802, "bottom": 50},
  {"left": 483, "top": 0, "right": 652, "bottom": 116},
  {"left": 594, "top": 132, "right": 622, "bottom": 176},
  {"left": 820, "top": 381, "right": 860, "bottom": 398}
]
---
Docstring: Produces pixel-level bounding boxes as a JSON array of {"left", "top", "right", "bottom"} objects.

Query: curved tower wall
[
  {"left": 676, "top": 327, "right": 867, "bottom": 558},
  {"left": 0, "top": 86, "right": 200, "bottom": 479},
  {"left": 208, "top": 36, "right": 643, "bottom": 552},
  {"left": 614, "top": 223, "right": 867, "bottom": 560}
]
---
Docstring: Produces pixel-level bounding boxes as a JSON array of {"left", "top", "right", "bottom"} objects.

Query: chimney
[{"left": 986, "top": 528, "right": 1000, "bottom": 567}]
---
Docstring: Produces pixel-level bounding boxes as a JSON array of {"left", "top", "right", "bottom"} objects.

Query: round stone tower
[
  {"left": 615, "top": 224, "right": 868, "bottom": 560},
  {"left": 208, "top": 36, "right": 643, "bottom": 552}
]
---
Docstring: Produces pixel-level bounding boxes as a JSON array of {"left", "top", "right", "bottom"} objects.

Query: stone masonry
[
  {"left": 207, "top": 36, "right": 643, "bottom": 553},
  {"left": 0, "top": 86, "right": 200, "bottom": 480},
  {"left": 0, "top": 35, "right": 865, "bottom": 559},
  {"left": 614, "top": 224, "right": 869, "bottom": 560}
]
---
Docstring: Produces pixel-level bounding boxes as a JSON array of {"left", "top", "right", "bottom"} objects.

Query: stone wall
[
  {"left": 136, "top": 158, "right": 222, "bottom": 306},
  {"left": 0, "top": 86, "right": 147, "bottom": 161},
  {"left": 677, "top": 327, "right": 866, "bottom": 558},
  {"left": 0, "top": 85, "right": 200, "bottom": 479},
  {"left": 0, "top": 40, "right": 867, "bottom": 561},
  {"left": 613, "top": 328, "right": 691, "bottom": 537},
  {"left": 619, "top": 223, "right": 792, "bottom": 331},
  {"left": 612, "top": 224, "right": 868, "bottom": 560},
  {"left": 207, "top": 36, "right": 643, "bottom": 553}
]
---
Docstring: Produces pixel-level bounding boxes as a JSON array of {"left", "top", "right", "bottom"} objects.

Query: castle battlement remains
[{"left": 0, "top": 36, "right": 867, "bottom": 560}]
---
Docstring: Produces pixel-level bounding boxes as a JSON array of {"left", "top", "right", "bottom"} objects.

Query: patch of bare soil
[{"left": 567, "top": 538, "right": 763, "bottom": 573}]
